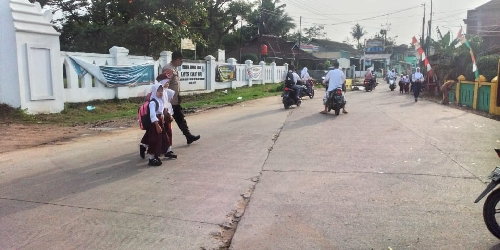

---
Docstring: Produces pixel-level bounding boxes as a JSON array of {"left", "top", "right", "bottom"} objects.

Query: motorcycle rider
[
  {"left": 300, "top": 67, "right": 312, "bottom": 97},
  {"left": 285, "top": 65, "right": 302, "bottom": 103},
  {"left": 364, "top": 69, "right": 373, "bottom": 88},
  {"left": 412, "top": 67, "right": 424, "bottom": 102},
  {"left": 320, "top": 62, "right": 348, "bottom": 115}
]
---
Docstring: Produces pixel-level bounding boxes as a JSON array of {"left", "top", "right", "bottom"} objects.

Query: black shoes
[
  {"left": 187, "top": 135, "right": 201, "bottom": 145},
  {"left": 148, "top": 158, "right": 162, "bottom": 166},
  {"left": 165, "top": 151, "right": 178, "bottom": 159},
  {"left": 140, "top": 145, "right": 146, "bottom": 159}
]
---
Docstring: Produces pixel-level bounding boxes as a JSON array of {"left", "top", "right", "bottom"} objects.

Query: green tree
[
  {"left": 351, "top": 23, "right": 367, "bottom": 49},
  {"left": 303, "top": 25, "right": 326, "bottom": 42},
  {"left": 246, "top": 0, "right": 296, "bottom": 38}
]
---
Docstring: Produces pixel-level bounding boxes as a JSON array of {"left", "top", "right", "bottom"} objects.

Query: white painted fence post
[
  {"left": 271, "top": 62, "right": 277, "bottom": 83},
  {"left": 245, "top": 60, "right": 253, "bottom": 87},
  {"left": 227, "top": 58, "right": 238, "bottom": 89},
  {"left": 259, "top": 61, "right": 266, "bottom": 85},
  {"left": 205, "top": 55, "right": 216, "bottom": 92},
  {"left": 109, "top": 46, "right": 130, "bottom": 99}
]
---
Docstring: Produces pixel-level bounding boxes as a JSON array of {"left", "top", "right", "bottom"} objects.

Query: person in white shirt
[
  {"left": 412, "top": 67, "right": 424, "bottom": 102},
  {"left": 320, "top": 62, "right": 348, "bottom": 114}
]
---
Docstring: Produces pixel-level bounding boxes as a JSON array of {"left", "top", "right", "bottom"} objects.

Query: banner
[
  {"left": 69, "top": 56, "right": 154, "bottom": 87},
  {"left": 216, "top": 65, "right": 236, "bottom": 82},
  {"left": 246, "top": 66, "right": 262, "bottom": 80},
  {"left": 299, "top": 44, "right": 320, "bottom": 53},
  {"left": 179, "top": 63, "right": 205, "bottom": 85}
]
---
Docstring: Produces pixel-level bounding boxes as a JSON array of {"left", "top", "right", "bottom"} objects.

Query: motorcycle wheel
[
  {"left": 334, "top": 108, "right": 340, "bottom": 116},
  {"left": 283, "top": 98, "right": 291, "bottom": 109},
  {"left": 309, "top": 89, "right": 315, "bottom": 99},
  {"left": 483, "top": 189, "right": 500, "bottom": 239}
]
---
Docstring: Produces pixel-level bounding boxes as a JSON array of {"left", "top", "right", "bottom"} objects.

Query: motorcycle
[
  {"left": 282, "top": 86, "right": 301, "bottom": 109},
  {"left": 326, "top": 88, "right": 345, "bottom": 116},
  {"left": 475, "top": 149, "right": 500, "bottom": 239},
  {"left": 298, "top": 79, "right": 315, "bottom": 99},
  {"left": 389, "top": 77, "right": 396, "bottom": 91},
  {"left": 364, "top": 79, "right": 375, "bottom": 92}
]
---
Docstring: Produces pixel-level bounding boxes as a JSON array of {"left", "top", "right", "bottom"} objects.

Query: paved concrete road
[{"left": 1, "top": 87, "right": 499, "bottom": 249}]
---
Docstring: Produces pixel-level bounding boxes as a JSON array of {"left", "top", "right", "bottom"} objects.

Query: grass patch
[{"left": 1, "top": 83, "right": 284, "bottom": 126}]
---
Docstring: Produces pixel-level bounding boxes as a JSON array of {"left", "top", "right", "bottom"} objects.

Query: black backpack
[{"left": 285, "top": 71, "right": 295, "bottom": 87}]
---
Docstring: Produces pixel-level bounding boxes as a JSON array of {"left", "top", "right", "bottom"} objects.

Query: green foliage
[
  {"left": 242, "top": 53, "right": 259, "bottom": 64},
  {"left": 324, "top": 60, "right": 331, "bottom": 69},
  {"left": 464, "top": 55, "right": 500, "bottom": 81},
  {"left": 303, "top": 25, "right": 326, "bottom": 42}
]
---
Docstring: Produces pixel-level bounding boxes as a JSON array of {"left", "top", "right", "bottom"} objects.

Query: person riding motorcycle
[
  {"left": 285, "top": 65, "right": 302, "bottom": 103},
  {"left": 320, "top": 62, "right": 348, "bottom": 115},
  {"left": 300, "top": 67, "right": 312, "bottom": 97}
]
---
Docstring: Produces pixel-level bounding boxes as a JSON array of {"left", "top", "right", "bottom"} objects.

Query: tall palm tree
[{"left": 351, "top": 23, "right": 367, "bottom": 49}]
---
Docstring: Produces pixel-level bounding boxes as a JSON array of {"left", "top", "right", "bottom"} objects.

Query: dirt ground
[{"left": 0, "top": 118, "right": 137, "bottom": 154}]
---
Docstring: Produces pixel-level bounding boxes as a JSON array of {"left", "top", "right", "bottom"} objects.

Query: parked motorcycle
[
  {"left": 475, "top": 149, "right": 500, "bottom": 239},
  {"left": 326, "top": 88, "right": 345, "bottom": 116},
  {"left": 282, "top": 86, "right": 301, "bottom": 109}
]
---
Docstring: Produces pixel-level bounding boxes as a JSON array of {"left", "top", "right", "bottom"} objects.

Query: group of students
[
  {"left": 139, "top": 52, "right": 200, "bottom": 166},
  {"left": 387, "top": 67, "right": 425, "bottom": 102}
]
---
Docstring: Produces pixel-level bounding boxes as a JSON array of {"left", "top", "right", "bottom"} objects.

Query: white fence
[{"left": 61, "top": 48, "right": 288, "bottom": 104}]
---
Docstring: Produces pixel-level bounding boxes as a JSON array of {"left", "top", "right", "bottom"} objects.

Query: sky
[{"left": 280, "top": 0, "right": 491, "bottom": 46}]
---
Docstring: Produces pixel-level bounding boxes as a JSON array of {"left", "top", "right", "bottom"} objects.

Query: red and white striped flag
[{"left": 412, "top": 37, "right": 432, "bottom": 72}]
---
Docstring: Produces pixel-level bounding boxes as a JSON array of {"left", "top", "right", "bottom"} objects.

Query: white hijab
[
  {"left": 301, "top": 67, "right": 309, "bottom": 78},
  {"left": 150, "top": 83, "right": 165, "bottom": 114}
]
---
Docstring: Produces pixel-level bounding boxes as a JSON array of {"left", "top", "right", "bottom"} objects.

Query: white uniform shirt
[
  {"left": 413, "top": 72, "right": 424, "bottom": 82},
  {"left": 302, "top": 72, "right": 311, "bottom": 81},
  {"left": 324, "top": 69, "right": 346, "bottom": 92}
]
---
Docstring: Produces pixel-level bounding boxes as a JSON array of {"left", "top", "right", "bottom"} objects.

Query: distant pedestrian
[
  {"left": 412, "top": 67, "right": 424, "bottom": 102},
  {"left": 162, "top": 52, "right": 200, "bottom": 145}
]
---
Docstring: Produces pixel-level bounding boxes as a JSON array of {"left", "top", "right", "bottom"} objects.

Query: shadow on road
[
  {"left": 283, "top": 112, "right": 337, "bottom": 131},
  {"left": 0, "top": 153, "right": 148, "bottom": 219},
  {"left": 490, "top": 243, "right": 500, "bottom": 250},
  {"left": 229, "top": 108, "right": 284, "bottom": 123}
]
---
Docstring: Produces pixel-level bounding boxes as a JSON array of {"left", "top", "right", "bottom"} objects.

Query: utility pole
[
  {"left": 421, "top": 3, "right": 426, "bottom": 69},
  {"left": 239, "top": 20, "right": 243, "bottom": 63},
  {"left": 258, "top": 1, "right": 263, "bottom": 62},
  {"left": 298, "top": 16, "right": 302, "bottom": 69},
  {"left": 427, "top": 0, "right": 433, "bottom": 58}
]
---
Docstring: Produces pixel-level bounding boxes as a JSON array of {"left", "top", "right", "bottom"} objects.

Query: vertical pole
[
  {"left": 258, "top": 1, "right": 263, "bottom": 62},
  {"left": 428, "top": 0, "right": 433, "bottom": 57},
  {"left": 421, "top": 3, "right": 426, "bottom": 70},
  {"left": 298, "top": 16, "right": 302, "bottom": 69},
  {"left": 240, "top": 20, "right": 243, "bottom": 63},
  {"left": 363, "top": 39, "right": 366, "bottom": 72}
]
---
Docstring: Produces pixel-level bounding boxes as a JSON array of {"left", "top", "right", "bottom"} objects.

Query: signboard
[
  {"left": 299, "top": 44, "right": 320, "bottom": 53},
  {"left": 216, "top": 65, "right": 236, "bottom": 82},
  {"left": 181, "top": 38, "right": 196, "bottom": 50},
  {"left": 179, "top": 63, "right": 206, "bottom": 91},
  {"left": 247, "top": 66, "right": 262, "bottom": 80},
  {"left": 365, "top": 38, "right": 385, "bottom": 53}
]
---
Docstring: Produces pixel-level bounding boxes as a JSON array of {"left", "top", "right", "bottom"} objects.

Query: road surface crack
[
  {"left": 215, "top": 110, "right": 293, "bottom": 249},
  {"left": 262, "top": 169, "right": 477, "bottom": 180},
  {"left": 0, "top": 197, "right": 219, "bottom": 226}
]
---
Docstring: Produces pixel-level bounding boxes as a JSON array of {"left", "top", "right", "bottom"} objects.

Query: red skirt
[{"left": 141, "top": 115, "right": 170, "bottom": 156}]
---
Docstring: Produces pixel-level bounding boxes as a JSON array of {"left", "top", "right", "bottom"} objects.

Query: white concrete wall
[{"left": 0, "top": 0, "right": 21, "bottom": 108}]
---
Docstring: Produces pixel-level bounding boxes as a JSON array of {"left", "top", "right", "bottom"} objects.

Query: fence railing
[
  {"left": 60, "top": 49, "right": 287, "bottom": 104},
  {"left": 452, "top": 74, "right": 500, "bottom": 115}
]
